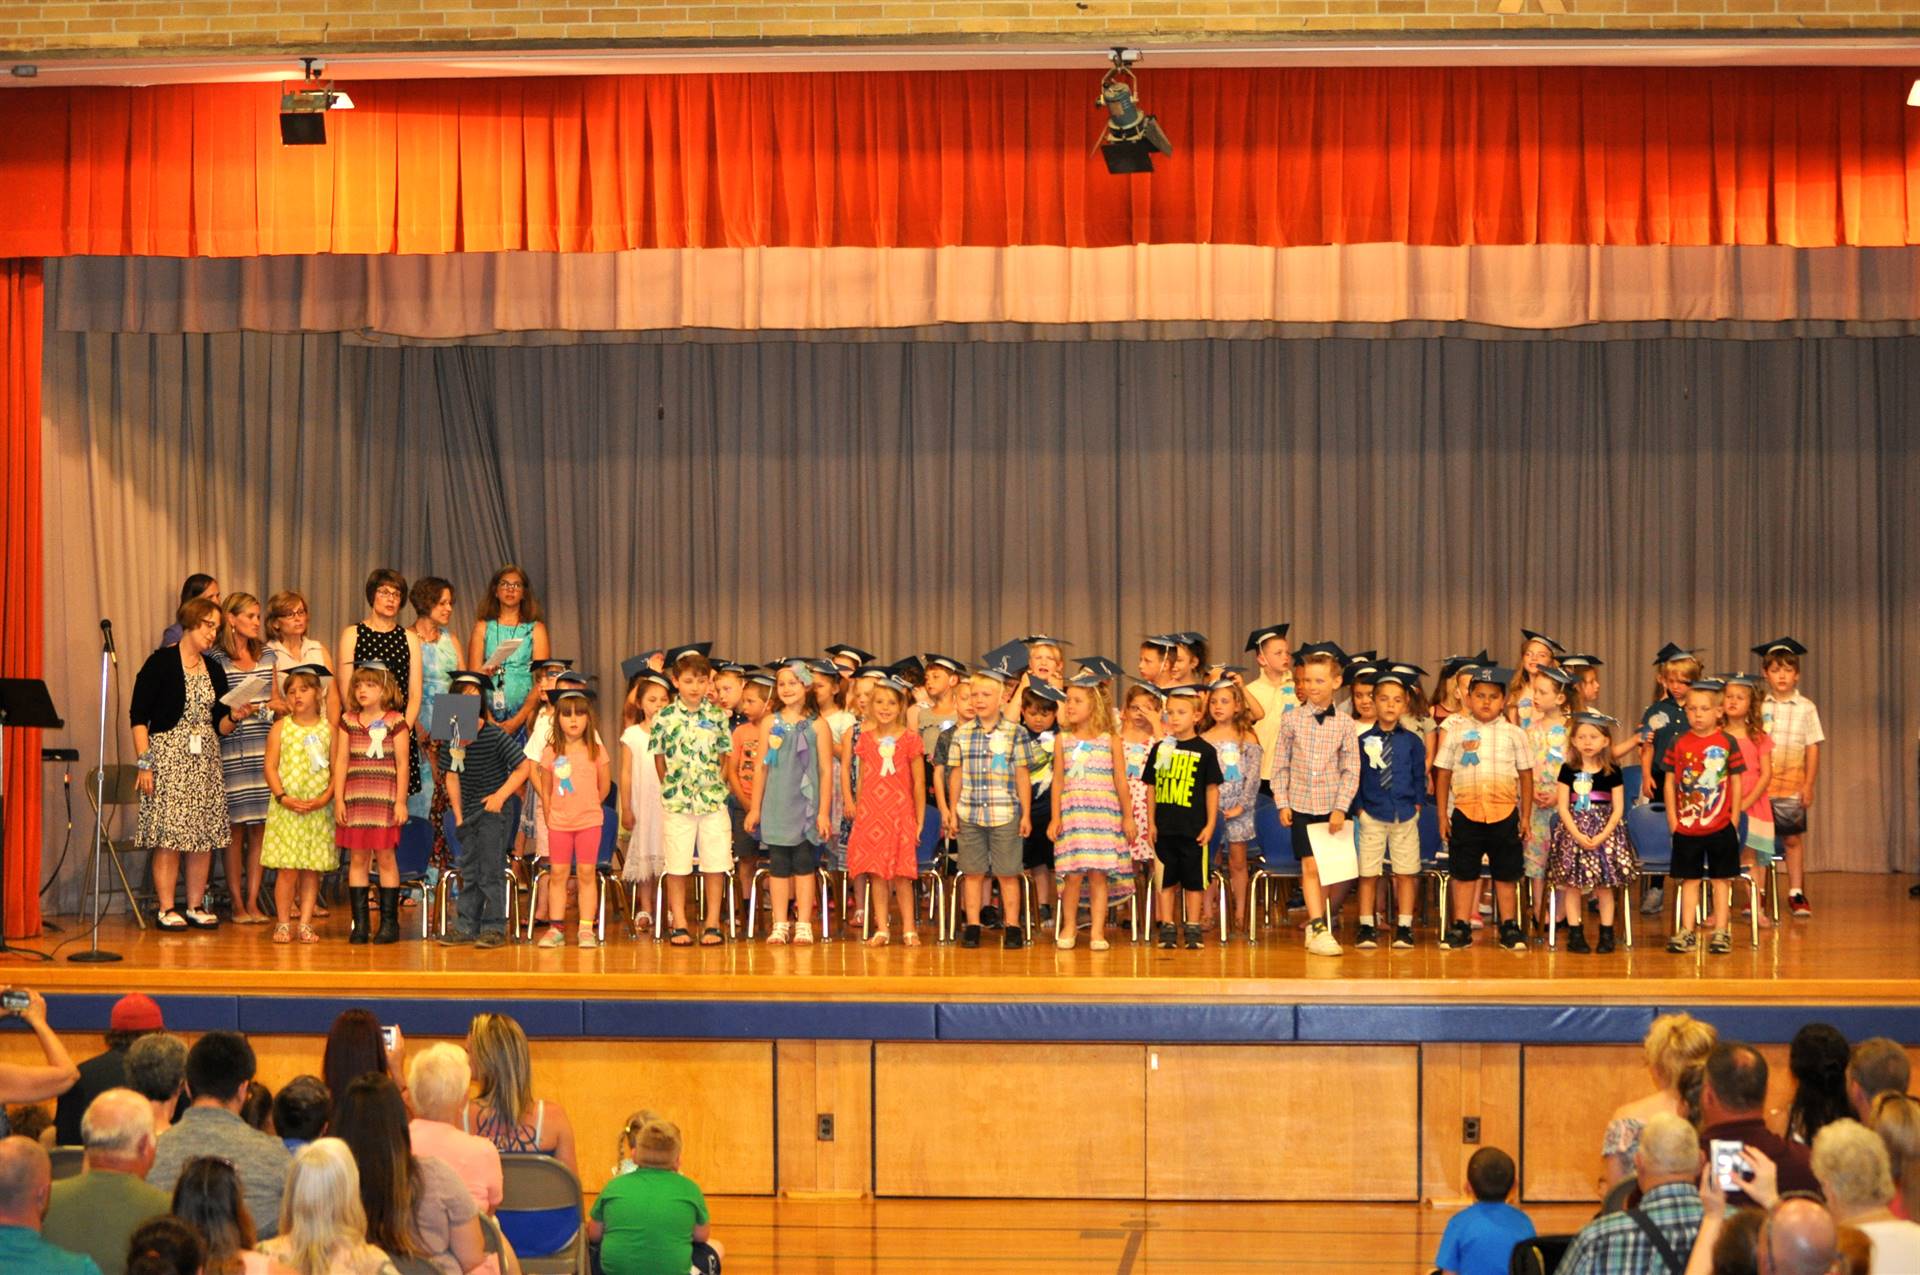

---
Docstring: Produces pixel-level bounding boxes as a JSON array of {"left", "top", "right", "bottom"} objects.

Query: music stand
[{"left": 0, "top": 679, "right": 63, "bottom": 960}]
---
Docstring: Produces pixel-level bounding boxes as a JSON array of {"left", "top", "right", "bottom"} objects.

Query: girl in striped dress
[
  {"left": 333, "top": 662, "right": 409, "bottom": 945},
  {"left": 1048, "top": 678, "right": 1136, "bottom": 951},
  {"left": 210, "top": 593, "right": 280, "bottom": 924}
]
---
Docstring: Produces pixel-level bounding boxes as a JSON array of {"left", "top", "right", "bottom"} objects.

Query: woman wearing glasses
[
  {"left": 336, "top": 569, "right": 424, "bottom": 794},
  {"left": 466, "top": 564, "right": 550, "bottom": 737}
]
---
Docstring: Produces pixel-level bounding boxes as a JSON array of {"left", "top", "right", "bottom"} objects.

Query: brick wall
[{"left": 1, "top": 0, "right": 1914, "bottom": 56}]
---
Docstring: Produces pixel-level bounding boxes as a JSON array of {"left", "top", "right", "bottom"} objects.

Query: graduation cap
[
  {"left": 744, "top": 670, "right": 777, "bottom": 690},
  {"left": 1075, "top": 655, "right": 1124, "bottom": 680},
  {"left": 853, "top": 664, "right": 890, "bottom": 681},
  {"left": 280, "top": 662, "right": 332, "bottom": 681},
  {"left": 1343, "top": 662, "right": 1382, "bottom": 686},
  {"left": 1560, "top": 653, "right": 1604, "bottom": 670},
  {"left": 825, "top": 643, "right": 875, "bottom": 667},
  {"left": 1293, "top": 641, "right": 1348, "bottom": 664},
  {"left": 1536, "top": 667, "right": 1575, "bottom": 687},
  {"left": 1690, "top": 678, "right": 1728, "bottom": 693},
  {"left": 1172, "top": 631, "right": 1208, "bottom": 650},
  {"left": 1468, "top": 665, "right": 1515, "bottom": 687},
  {"left": 923, "top": 654, "right": 967, "bottom": 675},
  {"left": 1571, "top": 711, "right": 1619, "bottom": 731},
  {"left": 552, "top": 670, "right": 589, "bottom": 689},
  {"left": 663, "top": 643, "right": 712, "bottom": 669},
  {"left": 1724, "top": 673, "right": 1763, "bottom": 689},
  {"left": 620, "top": 653, "right": 660, "bottom": 683},
  {"left": 531, "top": 656, "right": 575, "bottom": 674},
  {"left": 448, "top": 669, "right": 494, "bottom": 692},
  {"left": 1212, "top": 665, "right": 1251, "bottom": 679},
  {"left": 1372, "top": 663, "right": 1424, "bottom": 690},
  {"left": 1520, "top": 628, "right": 1568, "bottom": 657},
  {"left": 979, "top": 639, "right": 1030, "bottom": 678},
  {"left": 1018, "top": 633, "right": 1073, "bottom": 648},
  {"left": 1439, "top": 650, "right": 1493, "bottom": 681},
  {"left": 974, "top": 664, "right": 1019, "bottom": 685},
  {"left": 1751, "top": 636, "right": 1808, "bottom": 659},
  {"left": 886, "top": 655, "right": 925, "bottom": 678},
  {"left": 710, "top": 660, "right": 748, "bottom": 676},
  {"left": 1067, "top": 670, "right": 1107, "bottom": 690},
  {"left": 353, "top": 658, "right": 393, "bottom": 674},
  {"left": 1345, "top": 650, "right": 1379, "bottom": 665},
  {"left": 1245, "top": 623, "right": 1291, "bottom": 653},
  {"left": 1203, "top": 676, "right": 1243, "bottom": 693},
  {"left": 635, "top": 670, "right": 675, "bottom": 693},
  {"left": 551, "top": 684, "right": 596, "bottom": 703},
  {"left": 1162, "top": 684, "right": 1207, "bottom": 701},
  {"left": 1024, "top": 681, "right": 1066, "bottom": 705},
  {"left": 1651, "top": 642, "right": 1702, "bottom": 666},
  {"left": 1141, "top": 633, "right": 1181, "bottom": 652}
]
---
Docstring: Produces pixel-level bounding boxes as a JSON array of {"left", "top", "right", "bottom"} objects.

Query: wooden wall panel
[
  {"left": 1521, "top": 1045, "right": 1650, "bottom": 1203},
  {"left": 776, "top": 1040, "right": 873, "bottom": 1198},
  {"left": 1145, "top": 1045, "right": 1420, "bottom": 1201},
  {"left": 1420, "top": 1043, "right": 1521, "bottom": 1206},
  {"left": 873, "top": 1043, "right": 1146, "bottom": 1199}
]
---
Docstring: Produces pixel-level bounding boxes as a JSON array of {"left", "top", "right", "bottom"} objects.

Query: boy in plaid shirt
[
  {"left": 948, "top": 667, "right": 1042, "bottom": 950},
  {"left": 1273, "top": 644, "right": 1361, "bottom": 957}
]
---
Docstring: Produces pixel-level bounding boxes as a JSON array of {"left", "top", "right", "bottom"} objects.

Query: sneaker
[
  {"left": 1392, "top": 925, "right": 1414, "bottom": 950},
  {"left": 1708, "top": 929, "right": 1733, "bottom": 955},
  {"left": 577, "top": 927, "right": 599, "bottom": 949},
  {"left": 475, "top": 931, "right": 507, "bottom": 950},
  {"left": 1595, "top": 925, "right": 1616, "bottom": 954},
  {"left": 961, "top": 924, "right": 981, "bottom": 949},
  {"left": 1037, "top": 904, "right": 1054, "bottom": 930},
  {"left": 436, "top": 929, "right": 475, "bottom": 947},
  {"left": 1498, "top": 921, "right": 1528, "bottom": 952},
  {"left": 1442, "top": 921, "right": 1473, "bottom": 950},
  {"left": 1666, "top": 928, "right": 1697, "bottom": 954},
  {"left": 1183, "top": 924, "right": 1203, "bottom": 950},
  {"left": 981, "top": 904, "right": 1004, "bottom": 928},
  {"left": 1003, "top": 926, "right": 1024, "bottom": 950},
  {"left": 1056, "top": 933, "right": 1075, "bottom": 950},
  {"left": 1788, "top": 891, "right": 1812, "bottom": 918},
  {"left": 537, "top": 926, "right": 566, "bottom": 948},
  {"left": 1564, "top": 926, "right": 1591, "bottom": 954},
  {"left": 1304, "top": 922, "right": 1342, "bottom": 957},
  {"left": 1353, "top": 923, "right": 1378, "bottom": 950},
  {"left": 1640, "top": 884, "right": 1666, "bottom": 916},
  {"left": 1157, "top": 923, "right": 1178, "bottom": 950}
]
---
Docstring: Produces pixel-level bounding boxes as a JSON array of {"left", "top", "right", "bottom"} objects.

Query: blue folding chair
[
  {"left": 1624, "top": 801, "right": 1675, "bottom": 947},
  {"left": 524, "top": 801, "right": 618, "bottom": 942},
  {"left": 1415, "top": 802, "right": 1450, "bottom": 929},
  {"left": 860, "top": 806, "right": 948, "bottom": 942},
  {"left": 389, "top": 817, "right": 436, "bottom": 937}
]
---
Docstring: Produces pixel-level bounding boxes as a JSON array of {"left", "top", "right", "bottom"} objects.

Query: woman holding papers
[
  {"left": 130, "top": 594, "right": 256, "bottom": 930},
  {"left": 209, "top": 592, "right": 282, "bottom": 924}
]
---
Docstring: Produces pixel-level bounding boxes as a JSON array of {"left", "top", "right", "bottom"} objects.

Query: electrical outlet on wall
[
  {"left": 1463, "top": 1116, "right": 1482, "bottom": 1144},
  {"left": 817, "top": 1113, "right": 835, "bottom": 1142}
]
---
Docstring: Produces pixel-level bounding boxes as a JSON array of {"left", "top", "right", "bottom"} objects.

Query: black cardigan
[{"left": 129, "top": 645, "right": 234, "bottom": 736}]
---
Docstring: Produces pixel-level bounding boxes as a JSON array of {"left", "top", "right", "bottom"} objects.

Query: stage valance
[
  {"left": 5, "top": 67, "right": 1920, "bottom": 257},
  {"left": 46, "top": 245, "right": 1920, "bottom": 340}
]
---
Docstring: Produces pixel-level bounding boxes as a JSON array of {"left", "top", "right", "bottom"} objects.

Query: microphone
[{"left": 100, "top": 618, "right": 117, "bottom": 667}]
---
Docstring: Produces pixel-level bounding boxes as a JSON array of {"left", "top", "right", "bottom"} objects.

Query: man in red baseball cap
[{"left": 54, "top": 994, "right": 165, "bottom": 1146}]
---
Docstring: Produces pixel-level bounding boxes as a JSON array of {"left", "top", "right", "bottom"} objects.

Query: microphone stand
[{"left": 70, "top": 622, "right": 122, "bottom": 963}]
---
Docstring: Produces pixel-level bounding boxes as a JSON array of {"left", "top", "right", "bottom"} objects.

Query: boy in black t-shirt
[{"left": 1143, "top": 684, "right": 1223, "bottom": 950}]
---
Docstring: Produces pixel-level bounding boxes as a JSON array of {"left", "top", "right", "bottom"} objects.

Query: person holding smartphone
[{"left": 0, "top": 988, "right": 80, "bottom": 1136}]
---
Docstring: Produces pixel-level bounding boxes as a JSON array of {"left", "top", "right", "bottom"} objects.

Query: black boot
[
  {"left": 1565, "top": 925, "right": 1591, "bottom": 954},
  {"left": 373, "top": 887, "right": 401, "bottom": 945},
  {"left": 1595, "top": 924, "right": 1617, "bottom": 954},
  {"left": 349, "top": 890, "right": 371, "bottom": 944}
]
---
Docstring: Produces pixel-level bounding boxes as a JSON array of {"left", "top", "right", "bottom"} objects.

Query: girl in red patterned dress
[
  {"left": 332, "top": 661, "right": 409, "bottom": 945},
  {"left": 844, "top": 678, "right": 926, "bottom": 947}
]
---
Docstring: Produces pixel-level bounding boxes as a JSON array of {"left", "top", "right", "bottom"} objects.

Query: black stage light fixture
[
  {"left": 1097, "top": 48, "right": 1171, "bottom": 175},
  {"left": 280, "top": 56, "right": 354, "bottom": 146}
]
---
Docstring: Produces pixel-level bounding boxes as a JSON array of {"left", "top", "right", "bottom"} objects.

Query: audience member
[
  {"left": 322, "top": 1012, "right": 402, "bottom": 1125},
  {"left": 0, "top": 1134, "right": 102, "bottom": 1273},
  {"left": 463, "top": 1013, "right": 576, "bottom": 1173},
  {"left": 170, "top": 1154, "right": 292, "bottom": 1275},
  {"left": 124, "top": 1216, "right": 206, "bottom": 1275},
  {"left": 43, "top": 1089, "right": 171, "bottom": 1275},
  {"left": 1832, "top": 1223, "right": 1871, "bottom": 1275},
  {"left": 0, "top": 987, "right": 81, "bottom": 1134},
  {"left": 273, "top": 1077, "right": 331, "bottom": 1156},
  {"left": 1757, "top": 1198, "right": 1841, "bottom": 1275},
  {"left": 147, "top": 1032, "right": 293, "bottom": 1240},
  {"left": 1847, "top": 1038, "right": 1912, "bottom": 1122},
  {"left": 125, "top": 1034, "right": 189, "bottom": 1136},
  {"left": 407, "top": 1044, "right": 502, "bottom": 1214},
  {"left": 258, "top": 1139, "right": 402, "bottom": 1275},
  {"left": 1560, "top": 1114, "right": 1704, "bottom": 1275},
  {"left": 1699, "top": 1042, "right": 1819, "bottom": 1208},
  {"left": 1870, "top": 1090, "right": 1920, "bottom": 1221},
  {"left": 1434, "top": 1147, "right": 1534, "bottom": 1275},
  {"left": 56, "top": 995, "right": 168, "bottom": 1146},
  {"left": 1603, "top": 1013, "right": 1718, "bottom": 1190},
  {"left": 1812, "top": 1117, "right": 1920, "bottom": 1270},
  {"left": 1785, "top": 1024, "right": 1853, "bottom": 1147},
  {"left": 587, "top": 1116, "right": 722, "bottom": 1275},
  {"left": 332, "top": 1074, "right": 485, "bottom": 1275},
  {"left": 10, "top": 1100, "right": 55, "bottom": 1145},
  {"left": 242, "top": 1081, "right": 275, "bottom": 1133}
]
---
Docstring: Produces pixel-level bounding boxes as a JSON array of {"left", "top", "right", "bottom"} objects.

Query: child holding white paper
[{"left": 1273, "top": 644, "right": 1361, "bottom": 957}]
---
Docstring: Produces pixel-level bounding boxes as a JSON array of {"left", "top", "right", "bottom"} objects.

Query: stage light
[
  {"left": 1097, "top": 47, "right": 1171, "bottom": 175},
  {"left": 1910, "top": 78, "right": 1919, "bottom": 107},
  {"left": 279, "top": 56, "right": 354, "bottom": 146}
]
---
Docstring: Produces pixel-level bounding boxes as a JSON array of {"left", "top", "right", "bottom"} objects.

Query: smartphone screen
[
  {"left": 381, "top": 1025, "right": 398, "bottom": 1052},
  {"left": 1710, "top": 1139, "right": 1748, "bottom": 1193}
]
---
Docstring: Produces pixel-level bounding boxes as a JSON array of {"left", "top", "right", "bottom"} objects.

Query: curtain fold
[
  {"left": 1, "top": 261, "right": 43, "bottom": 938},
  {"left": 35, "top": 328, "right": 1915, "bottom": 911},
  {"left": 45, "top": 245, "right": 1920, "bottom": 340},
  {"left": 7, "top": 68, "right": 1920, "bottom": 257}
]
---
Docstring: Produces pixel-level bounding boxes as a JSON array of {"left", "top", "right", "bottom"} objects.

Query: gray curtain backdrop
[{"left": 36, "top": 328, "right": 1918, "bottom": 907}]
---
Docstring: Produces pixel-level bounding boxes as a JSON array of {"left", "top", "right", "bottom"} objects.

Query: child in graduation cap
[
  {"left": 1662, "top": 678, "right": 1748, "bottom": 955},
  {"left": 619, "top": 665, "right": 674, "bottom": 935},
  {"left": 844, "top": 676, "right": 927, "bottom": 947},
  {"left": 264, "top": 662, "right": 336, "bottom": 944},
  {"left": 949, "top": 657, "right": 1044, "bottom": 950},
  {"left": 437, "top": 670, "right": 533, "bottom": 950},
  {"left": 1273, "top": 643, "right": 1361, "bottom": 957},
  {"left": 1354, "top": 665, "right": 1428, "bottom": 951},
  {"left": 1720, "top": 672, "right": 1776, "bottom": 925},
  {"left": 1754, "top": 637, "right": 1822, "bottom": 918},
  {"left": 652, "top": 644, "right": 736, "bottom": 947},
  {"left": 333, "top": 659, "right": 410, "bottom": 945},
  {"left": 1433, "top": 665, "right": 1535, "bottom": 953}
]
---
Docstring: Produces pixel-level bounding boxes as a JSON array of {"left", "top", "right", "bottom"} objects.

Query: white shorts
[
  {"left": 662, "top": 810, "right": 733, "bottom": 876},
  {"left": 1356, "top": 811, "right": 1421, "bottom": 878}
]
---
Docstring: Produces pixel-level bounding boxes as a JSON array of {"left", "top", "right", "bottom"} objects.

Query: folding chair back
[{"left": 498, "top": 1153, "right": 585, "bottom": 1274}]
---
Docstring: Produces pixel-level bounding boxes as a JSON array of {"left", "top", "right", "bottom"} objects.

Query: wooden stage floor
[{"left": 17, "top": 871, "right": 1917, "bottom": 1007}]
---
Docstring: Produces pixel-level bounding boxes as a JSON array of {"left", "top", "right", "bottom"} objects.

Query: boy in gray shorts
[{"left": 947, "top": 666, "right": 1041, "bottom": 950}]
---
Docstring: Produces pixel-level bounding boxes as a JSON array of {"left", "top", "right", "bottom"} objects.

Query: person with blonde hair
[
  {"left": 1601, "top": 1014, "right": 1719, "bottom": 1189},
  {"left": 586, "top": 1117, "right": 722, "bottom": 1275},
  {"left": 461, "top": 1014, "right": 575, "bottom": 1174},
  {"left": 1871, "top": 1090, "right": 1920, "bottom": 1221},
  {"left": 1813, "top": 1117, "right": 1920, "bottom": 1269},
  {"left": 407, "top": 1044, "right": 501, "bottom": 1215},
  {"left": 258, "top": 1139, "right": 398, "bottom": 1275}
]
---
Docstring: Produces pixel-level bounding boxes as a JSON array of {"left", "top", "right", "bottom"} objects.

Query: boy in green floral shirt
[{"left": 652, "top": 645, "right": 734, "bottom": 946}]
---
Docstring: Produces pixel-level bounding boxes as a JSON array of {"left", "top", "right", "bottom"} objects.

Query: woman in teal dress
[{"left": 467, "top": 564, "right": 549, "bottom": 738}]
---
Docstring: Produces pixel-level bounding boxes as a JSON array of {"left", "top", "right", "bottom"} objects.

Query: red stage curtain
[
  {"left": 0, "top": 260, "right": 42, "bottom": 939},
  {"left": 3, "top": 67, "right": 1918, "bottom": 256}
]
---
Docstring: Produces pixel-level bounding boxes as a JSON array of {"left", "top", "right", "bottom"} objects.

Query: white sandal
[
  {"left": 767, "top": 922, "right": 791, "bottom": 945},
  {"left": 793, "top": 921, "right": 815, "bottom": 946}
]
